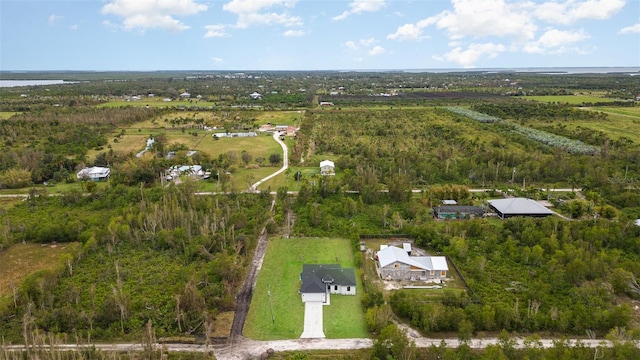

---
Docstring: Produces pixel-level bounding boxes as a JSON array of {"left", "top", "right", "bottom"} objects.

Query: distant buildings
[{"left": 77, "top": 167, "right": 110, "bottom": 181}]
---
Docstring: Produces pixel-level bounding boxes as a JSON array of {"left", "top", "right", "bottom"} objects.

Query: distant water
[{"left": 0, "top": 80, "right": 67, "bottom": 88}]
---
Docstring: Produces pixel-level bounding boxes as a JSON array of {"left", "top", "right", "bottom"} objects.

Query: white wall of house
[
  {"left": 329, "top": 284, "right": 356, "bottom": 296},
  {"left": 320, "top": 165, "right": 335, "bottom": 175},
  {"left": 301, "top": 292, "right": 326, "bottom": 303},
  {"left": 379, "top": 262, "right": 447, "bottom": 281}
]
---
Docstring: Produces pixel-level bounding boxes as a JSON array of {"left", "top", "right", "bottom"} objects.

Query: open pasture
[
  {"left": 524, "top": 95, "right": 624, "bottom": 105},
  {"left": 0, "top": 112, "right": 21, "bottom": 120},
  {"left": 253, "top": 110, "right": 304, "bottom": 126},
  {"left": 0, "top": 243, "right": 80, "bottom": 311},
  {"left": 548, "top": 106, "right": 640, "bottom": 144},
  {"left": 244, "top": 237, "right": 368, "bottom": 340}
]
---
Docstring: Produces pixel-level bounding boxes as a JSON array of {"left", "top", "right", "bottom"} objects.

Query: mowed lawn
[
  {"left": 0, "top": 243, "right": 80, "bottom": 310},
  {"left": 244, "top": 238, "right": 368, "bottom": 340}
]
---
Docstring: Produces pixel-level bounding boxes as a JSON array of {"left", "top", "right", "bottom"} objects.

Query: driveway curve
[{"left": 251, "top": 131, "right": 288, "bottom": 192}]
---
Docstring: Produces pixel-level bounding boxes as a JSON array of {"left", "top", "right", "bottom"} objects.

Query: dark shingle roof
[{"left": 300, "top": 264, "right": 356, "bottom": 294}]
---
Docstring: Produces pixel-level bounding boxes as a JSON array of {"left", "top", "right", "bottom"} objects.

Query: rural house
[
  {"left": 299, "top": 264, "right": 356, "bottom": 304},
  {"left": 76, "top": 167, "right": 110, "bottom": 181},
  {"left": 433, "top": 205, "right": 484, "bottom": 219},
  {"left": 488, "top": 197, "right": 554, "bottom": 219},
  {"left": 319, "top": 160, "right": 335, "bottom": 176},
  {"left": 165, "top": 165, "right": 204, "bottom": 181},
  {"left": 249, "top": 92, "right": 262, "bottom": 100},
  {"left": 376, "top": 246, "right": 448, "bottom": 281}
]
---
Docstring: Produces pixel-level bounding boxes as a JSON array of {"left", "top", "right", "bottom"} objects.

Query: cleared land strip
[{"left": 2, "top": 337, "right": 635, "bottom": 360}]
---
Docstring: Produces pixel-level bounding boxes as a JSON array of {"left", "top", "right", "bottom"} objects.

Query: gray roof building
[
  {"left": 488, "top": 197, "right": 554, "bottom": 219},
  {"left": 300, "top": 264, "right": 356, "bottom": 294},
  {"left": 434, "top": 205, "right": 484, "bottom": 219}
]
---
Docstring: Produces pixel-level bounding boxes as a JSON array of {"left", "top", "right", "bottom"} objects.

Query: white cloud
[
  {"left": 333, "top": 0, "right": 386, "bottom": 21},
  {"left": 344, "top": 40, "right": 359, "bottom": 50},
  {"left": 222, "top": 0, "right": 302, "bottom": 29},
  {"left": 534, "top": 0, "right": 625, "bottom": 25},
  {"left": 387, "top": 0, "right": 626, "bottom": 67},
  {"left": 387, "top": 23, "right": 424, "bottom": 41},
  {"left": 523, "top": 29, "right": 590, "bottom": 54},
  {"left": 204, "top": 24, "right": 228, "bottom": 38},
  {"left": 619, "top": 23, "right": 640, "bottom": 34},
  {"left": 212, "top": 57, "right": 224, "bottom": 64},
  {"left": 102, "top": 0, "right": 207, "bottom": 32},
  {"left": 432, "top": 0, "right": 537, "bottom": 41},
  {"left": 283, "top": 29, "right": 304, "bottom": 37},
  {"left": 69, "top": 24, "right": 78, "bottom": 31},
  {"left": 436, "top": 42, "right": 506, "bottom": 68},
  {"left": 368, "top": 45, "right": 386, "bottom": 56},
  {"left": 48, "top": 14, "right": 63, "bottom": 26},
  {"left": 359, "top": 38, "right": 377, "bottom": 47}
]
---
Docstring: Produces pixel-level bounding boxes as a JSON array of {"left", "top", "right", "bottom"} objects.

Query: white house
[
  {"left": 249, "top": 92, "right": 262, "bottom": 100},
  {"left": 320, "top": 160, "right": 335, "bottom": 176},
  {"left": 166, "top": 165, "right": 204, "bottom": 180},
  {"left": 300, "top": 264, "right": 356, "bottom": 304},
  {"left": 180, "top": 92, "right": 191, "bottom": 99},
  {"left": 77, "top": 167, "right": 110, "bottom": 181},
  {"left": 376, "top": 246, "right": 448, "bottom": 281}
]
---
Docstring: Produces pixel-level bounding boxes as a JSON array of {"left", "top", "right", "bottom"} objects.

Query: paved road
[{"left": 250, "top": 131, "right": 288, "bottom": 192}]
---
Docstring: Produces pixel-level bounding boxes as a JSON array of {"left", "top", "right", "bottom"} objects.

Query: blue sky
[{"left": 1, "top": 0, "right": 639, "bottom": 71}]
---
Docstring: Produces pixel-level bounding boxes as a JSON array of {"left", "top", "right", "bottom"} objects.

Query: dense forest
[{"left": 0, "top": 183, "right": 272, "bottom": 341}]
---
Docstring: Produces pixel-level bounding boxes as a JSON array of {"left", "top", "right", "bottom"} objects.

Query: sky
[{"left": 1, "top": 0, "right": 639, "bottom": 71}]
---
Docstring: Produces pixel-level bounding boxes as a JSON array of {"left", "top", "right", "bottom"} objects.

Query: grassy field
[
  {"left": 524, "top": 95, "right": 624, "bottom": 104},
  {"left": 244, "top": 237, "right": 368, "bottom": 340},
  {"left": 0, "top": 242, "right": 81, "bottom": 311},
  {"left": 0, "top": 111, "right": 21, "bottom": 119},
  {"left": 542, "top": 106, "right": 640, "bottom": 144},
  {"left": 253, "top": 110, "right": 304, "bottom": 126}
]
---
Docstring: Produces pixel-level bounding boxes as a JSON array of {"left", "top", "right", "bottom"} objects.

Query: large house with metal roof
[
  {"left": 376, "top": 246, "right": 448, "bottom": 281},
  {"left": 488, "top": 197, "right": 554, "bottom": 219}
]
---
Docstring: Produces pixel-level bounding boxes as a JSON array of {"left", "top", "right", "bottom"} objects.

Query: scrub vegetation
[{"left": 0, "top": 70, "right": 639, "bottom": 359}]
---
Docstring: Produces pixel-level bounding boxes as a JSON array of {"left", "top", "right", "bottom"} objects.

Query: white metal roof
[
  {"left": 77, "top": 167, "right": 110, "bottom": 179},
  {"left": 488, "top": 197, "right": 553, "bottom": 215},
  {"left": 377, "top": 246, "right": 448, "bottom": 271},
  {"left": 320, "top": 160, "right": 334, "bottom": 168}
]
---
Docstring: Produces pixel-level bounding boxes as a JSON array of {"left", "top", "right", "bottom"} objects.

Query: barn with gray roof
[{"left": 488, "top": 197, "right": 554, "bottom": 219}]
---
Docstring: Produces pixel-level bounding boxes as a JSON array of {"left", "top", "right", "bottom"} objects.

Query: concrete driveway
[{"left": 300, "top": 302, "right": 325, "bottom": 338}]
